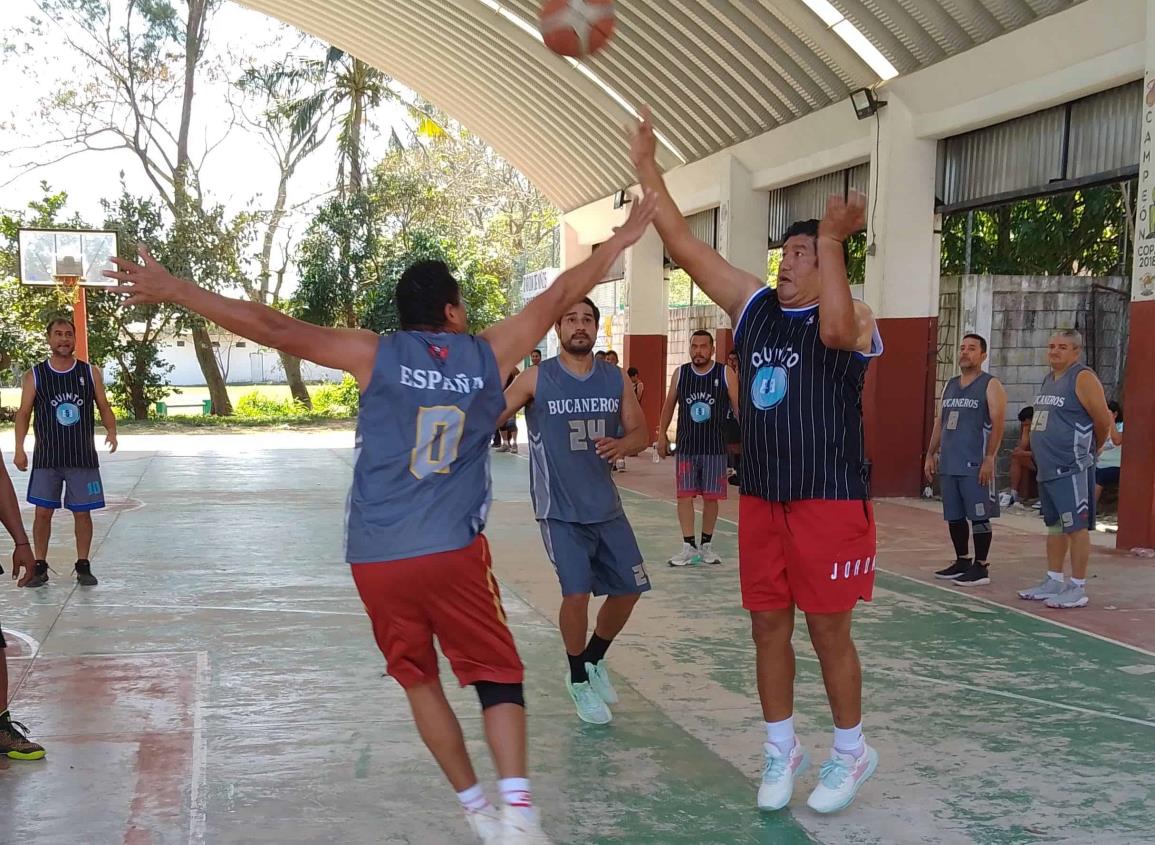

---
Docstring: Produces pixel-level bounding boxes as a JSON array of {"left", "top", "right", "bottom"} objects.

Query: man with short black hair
[
  {"left": 104, "top": 190, "right": 658, "bottom": 845},
  {"left": 13, "top": 317, "right": 118, "bottom": 588},
  {"left": 530, "top": 349, "right": 542, "bottom": 367},
  {"left": 657, "top": 329, "right": 738, "bottom": 567},
  {"left": 1017, "top": 330, "right": 1114, "bottom": 609},
  {"left": 925, "top": 333, "right": 1007, "bottom": 586}
]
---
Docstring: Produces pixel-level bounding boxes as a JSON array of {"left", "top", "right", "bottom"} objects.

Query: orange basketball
[{"left": 539, "top": 0, "right": 616, "bottom": 58}]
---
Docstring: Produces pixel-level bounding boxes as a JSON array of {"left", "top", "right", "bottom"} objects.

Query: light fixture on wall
[
  {"left": 850, "top": 87, "right": 886, "bottom": 120},
  {"left": 613, "top": 189, "right": 631, "bottom": 209}
]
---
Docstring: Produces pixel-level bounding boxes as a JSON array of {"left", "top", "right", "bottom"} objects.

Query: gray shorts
[
  {"left": 28, "top": 467, "right": 105, "bottom": 512},
  {"left": 1039, "top": 468, "right": 1096, "bottom": 534},
  {"left": 538, "top": 515, "right": 650, "bottom": 597},
  {"left": 941, "top": 474, "right": 999, "bottom": 522}
]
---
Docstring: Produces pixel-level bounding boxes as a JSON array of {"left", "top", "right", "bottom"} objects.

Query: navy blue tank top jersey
[
  {"left": 674, "top": 361, "right": 729, "bottom": 456},
  {"left": 32, "top": 359, "right": 99, "bottom": 469},
  {"left": 345, "top": 332, "right": 505, "bottom": 564},
  {"left": 525, "top": 357, "right": 624, "bottom": 524},
  {"left": 1030, "top": 362, "right": 1096, "bottom": 483},
  {"left": 734, "top": 288, "right": 883, "bottom": 502},
  {"left": 939, "top": 372, "right": 993, "bottom": 476}
]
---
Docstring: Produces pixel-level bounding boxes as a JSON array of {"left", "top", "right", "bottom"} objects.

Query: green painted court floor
[{"left": 0, "top": 431, "right": 1152, "bottom": 844}]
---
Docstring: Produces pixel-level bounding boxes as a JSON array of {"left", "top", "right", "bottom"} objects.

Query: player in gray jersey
[
  {"left": 924, "top": 334, "right": 1006, "bottom": 587},
  {"left": 501, "top": 298, "right": 649, "bottom": 726},
  {"left": 105, "top": 191, "right": 658, "bottom": 845},
  {"left": 1017, "top": 330, "right": 1113, "bottom": 610}
]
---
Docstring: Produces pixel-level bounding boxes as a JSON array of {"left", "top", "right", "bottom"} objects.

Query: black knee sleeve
[
  {"left": 474, "top": 681, "right": 525, "bottom": 710},
  {"left": 971, "top": 520, "right": 992, "bottom": 535}
]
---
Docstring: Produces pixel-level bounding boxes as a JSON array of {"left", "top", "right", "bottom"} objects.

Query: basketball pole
[{"left": 54, "top": 275, "right": 89, "bottom": 361}]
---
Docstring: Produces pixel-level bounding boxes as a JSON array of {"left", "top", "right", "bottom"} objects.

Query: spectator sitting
[
  {"left": 1000, "top": 406, "right": 1038, "bottom": 507},
  {"left": 1095, "top": 400, "right": 1124, "bottom": 507}
]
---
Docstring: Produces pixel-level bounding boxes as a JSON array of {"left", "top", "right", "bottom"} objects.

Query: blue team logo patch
[
  {"left": 690, "top": 401, "right": 712, "bottom": 423},
  {"left": 750, "top": 366, "right": 788, "bottom": 410},
  {"left": 56, "top": 402, "right": 81, "bottom": 426}
]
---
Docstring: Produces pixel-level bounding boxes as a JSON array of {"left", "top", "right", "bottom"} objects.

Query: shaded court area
[{"left": 0, "top": 432, "right": 1152, "bottom": 844}]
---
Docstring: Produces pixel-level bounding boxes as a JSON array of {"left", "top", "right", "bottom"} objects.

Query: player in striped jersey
[
  {"left": 13, "top": 318, "right": 118, "bottom": 589},
  {"left": 633, "top": 108, "right": 882, "bottom": 815}
]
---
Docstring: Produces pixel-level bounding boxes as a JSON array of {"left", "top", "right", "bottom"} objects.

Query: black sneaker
[
  {"left": 0, "top": 713, "right": 46, "bottom": 760},
  {"left": 74, "top": 560, "right": 98, "bottom": 587},
  {"left": 955, "top": 562, "right": 990, "bottom": 586},
  {"left": 23, "top": 561, "right": 49, "bottom": 589},
  {"left": 934, "top": 558, "right": 972, "bottom": 580}
]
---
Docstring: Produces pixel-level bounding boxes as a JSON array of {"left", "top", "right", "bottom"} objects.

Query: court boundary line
[
  {"left": 189, "top": 651, "right": 209, "bottom": 845},
  {"left": 610, "top": 478, "right": 1155, "bottom": 659}
]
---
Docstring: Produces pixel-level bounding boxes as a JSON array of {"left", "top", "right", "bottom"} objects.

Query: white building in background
[{"left": 106, "top": 328, "right": 344, "bottom": 386}]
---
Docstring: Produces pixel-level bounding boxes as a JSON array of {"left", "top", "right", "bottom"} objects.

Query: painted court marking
[{"left": 1, "top": 627, "right": 41, "bottom": 657}]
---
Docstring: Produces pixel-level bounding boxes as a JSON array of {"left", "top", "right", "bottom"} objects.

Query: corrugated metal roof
[{"left": 236, "top": 0, "right": 1086, "bottom": 212}]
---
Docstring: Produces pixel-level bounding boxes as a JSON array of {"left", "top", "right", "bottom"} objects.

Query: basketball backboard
[{"left": 17, "top": 228, "right": 120, "bottom": 287}]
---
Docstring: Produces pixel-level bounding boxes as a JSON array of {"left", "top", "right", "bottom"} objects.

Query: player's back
[{"left": 345, "top": 331, "right": 505, "bottom": 564}]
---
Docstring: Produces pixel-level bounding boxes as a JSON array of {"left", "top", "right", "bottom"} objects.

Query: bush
[
  {"left": 234, "top": 391, "right": 308, "bottom": 418},
  {"left": 311, "top": 374, "right": 360, "bottom": 417}
]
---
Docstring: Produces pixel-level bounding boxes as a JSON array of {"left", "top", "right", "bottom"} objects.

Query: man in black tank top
[
  {"left": 656, "top": 330, "right": 738, "bottom": 567},
  {"left": 924, "top": 334, "right": 1007, "bottom": 587},
  {"left": 633, "top": 109, "right": 882, "bottom": 814},
  {"left": 13, "top": 318, "right": 118, "bottom": 588}
]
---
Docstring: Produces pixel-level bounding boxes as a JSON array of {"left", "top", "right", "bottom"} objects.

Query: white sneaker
[
  {"left": 667, "top": 543, "right": 700, "bottom": 567},
  {"left": 998, "top": 491, "right": 1015, "bottom": 509},
  {"left": 698, "top": 542, "right": 722, "bottom": 565},
  {"left": 464, "top": 807, "right": 502, "bottom": 844},
  {"left": 496, "top": 444, "right": 510, "bottom": 453},
  {"left": 757, "top": 741, "right": 809, "bottom": 811},
  {"left": 806, "top": 745, "right": 879, "bottom": 814},
  {"left": 1044, "top": 583, "right": 1089, "bottom": 608},
  {"left": 510, "top": 443, "right": 519, "bottom": 455},
  {"left": 565, "top": 675, "right": 612, "bottom": 725},
  {"left": 500, "top": 805, "right": 554, "bottom": 844},
  {"left": 1017, "top": 576, "right": 1065, "bottom": 601},
  {"left": 586, "top": 660, "right": 619, "bottom": 704}
]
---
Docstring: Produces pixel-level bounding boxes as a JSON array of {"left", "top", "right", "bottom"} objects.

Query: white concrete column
[
  {"left": 623, "top": 226, "right": 667, "bottom": 335},
  {"left": 717, "top": 155, "right": 770, "bottom": 285},
  {"left": 559, "top": 220, "right": 591, "bottom": 270},
  {"left": 863, "top": 93, "right": 939, "bottom": 318}
]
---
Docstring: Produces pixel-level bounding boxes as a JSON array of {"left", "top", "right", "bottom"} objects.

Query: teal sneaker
[
  {"left": 585, "top": 660, "right": 619, "bottom": 705},
  {"left": 565, "top": 675, "right": 612, "bottom": 725}
]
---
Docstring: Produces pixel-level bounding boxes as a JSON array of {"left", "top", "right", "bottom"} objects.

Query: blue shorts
[
  {"left": 941, "top": 474, "right": 999, "bottom": 522},
  {"left": 538, "top": 515, "right": 650, "bottom": 597},
  {"left": 27, "top": 467, "right": 105, "bottom": 512},
  {"left": 1040, "top": 467, "right": 1096, "bottom": 534},
  {"left": 1096, "top": 466, "right": 1120, "bottom": 487}
]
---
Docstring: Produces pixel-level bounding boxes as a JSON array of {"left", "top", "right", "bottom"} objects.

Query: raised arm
[
  {"left": 482, "top": 191, "right": 658, "bottom": 379},
  {"left": 656, "top": 368, "right": 680, "bottom": 457},
  {"left": 1075, "top": 369, "right": 1115, "bottom": 450},
  {"left": 91, "top": 367, "right": 119, "bottom": 454},
  {"left": 630, "top": 108, "right": 762, "bottom": 323},
  {"left": 106, "top": 249, "right": 380, "bottom": 389},
  {"left": 817, "top": 193, "right": 874, "bottom": 352},
  {"left": 982, "top": 378, "right": 1008, "bottom": 487},
  {"left": 498, "top": 366, "right": 539, "bottom": 428}
]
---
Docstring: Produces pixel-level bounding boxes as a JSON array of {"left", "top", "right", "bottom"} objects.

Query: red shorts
[
  {"left": 351, "top": 535, "right": 524, "bottom": 689},
  {"left": 738, "top": 497, "right": 877, "bottom": 614}
]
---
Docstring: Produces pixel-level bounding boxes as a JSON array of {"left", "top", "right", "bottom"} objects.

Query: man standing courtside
[
  {"left": 105, "top": 192, "right": 658, "bottom": 845},
  {"left": 632, "top": 108, "right": 883, "bottom": 814},
  {"left": 13, "top": 318, "right": 118, "bottom": 588},
  {"left": 657, "top": 330, "right": 738, "bottom": 567},
  {"left": 1017, "top": 330, "right": 1113, "bottom": 610},
  {"left": 501, "top": 297, "right": 649, "bottom": 726},
  {"left": 925, "top": 334, "right": 1007, "bottom": 587}
]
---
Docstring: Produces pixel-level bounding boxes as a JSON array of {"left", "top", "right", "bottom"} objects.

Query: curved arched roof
[{"left": 237, "top": 0, "right": 1085, "bottom": 211}]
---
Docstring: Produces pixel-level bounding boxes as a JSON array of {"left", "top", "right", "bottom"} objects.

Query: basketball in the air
[{"left": 540, "top": 0, "right": 616, "bottom": 58}]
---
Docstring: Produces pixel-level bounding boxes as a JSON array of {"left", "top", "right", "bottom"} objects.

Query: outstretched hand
[
  {"left": 610, "top": 189, "right": 659, "bottom": 248},
  {"left": 104, "top": 247, "right": 189, "bottom": 306},
  {"left": 819, "top": 191, "right": 868, "bottom": 243},
  {"left": 628, "top": 105, "right": 658, "bottom": 171}
]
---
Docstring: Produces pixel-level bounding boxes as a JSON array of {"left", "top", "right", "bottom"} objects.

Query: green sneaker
[
  {"left": 586, "top": 660, "right": 619, "bottom": 705},
  {"left": 565, "top": 675, "right": 612, "bottom": 725}
]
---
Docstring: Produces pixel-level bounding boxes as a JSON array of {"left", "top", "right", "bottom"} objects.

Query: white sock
[
  {"left": 457, "top": 783, "right": 493, "bottom": 813},
  {"left": 765, "top": 717, "right": 796, "bottom": 754},
  {"left": 499, "top": 777, "right": 533, "bottom": 810},
  {"left": 1047, "top": 570, "right": 1065, "bottom": 582},
  {"left": 833, "top": 722, "right": 865, "bottom": 758},
  {"left": 1070, "top": 577, "right": 1086, "bottom": 587}
]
